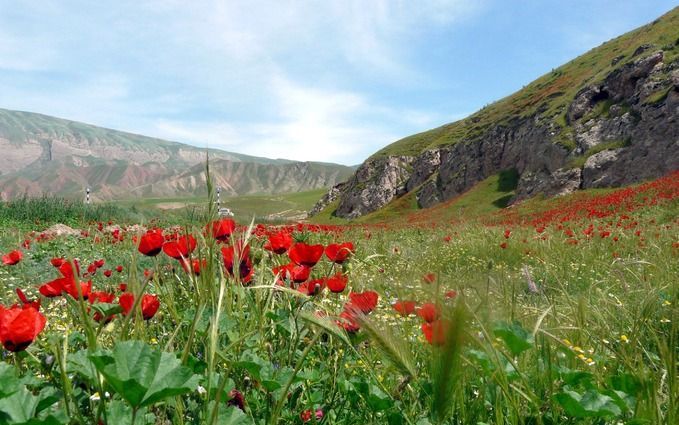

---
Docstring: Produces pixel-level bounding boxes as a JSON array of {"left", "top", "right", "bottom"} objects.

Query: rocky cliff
[{"left": 312, "top": 8, "right": 679, "bottom": 219}]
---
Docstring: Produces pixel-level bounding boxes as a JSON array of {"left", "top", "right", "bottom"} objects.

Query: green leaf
[
  {"left": 0, "top": 385, "right": 66, "bottom": 424},
  {"left": 90, "top": 302, "right": 123, "bottom": 319},
  {"left": 89, "top": 340, "right": 200, "bottom": 408},
  {"left": 0, "top": 363, "right": 20, "bottom": 398},
  {"left": 66, "top": 350, "right": 98, "bottom": 385},
  {"left": 209, "top": 403, "right": 253, "bottom": 425},
  {"left": 105, "top": 400, "right": 155, "bottom": 425},
  {"left": 0, "top": 387, "right": 38, "bottom": 422},
  {"left": 493, "top": 321, "right": 534, "bottom": 356},
  {"left": 554, "top": 389, "right": 622, "bottom": 418}
]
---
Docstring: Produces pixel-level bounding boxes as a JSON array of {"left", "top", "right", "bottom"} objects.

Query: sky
[{"left": 0, "top": 1, "right": 677, "bottom": 165}]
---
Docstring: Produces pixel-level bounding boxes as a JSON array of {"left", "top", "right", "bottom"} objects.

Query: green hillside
[{"left": 374, "top": 7, "right": 679, "bottom": 158}]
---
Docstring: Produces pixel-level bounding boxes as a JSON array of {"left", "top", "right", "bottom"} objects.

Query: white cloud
[
  {"left": 151, "top": 74, "right": 401, "bottom": 163},
  {"left": 0, "top": 0, "right": 484, "bottom": 164}
]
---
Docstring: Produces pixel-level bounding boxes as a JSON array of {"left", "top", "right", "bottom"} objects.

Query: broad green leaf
[
  {"left": 90, "top": 303, "right": 123, "bottom": 319},
  {"left": 89, "top": 340, "right": 200, "bottom": 408},
  {"left": 0, "top": 385, "right": 66, "bottom": 424},
  {"left": 209, "top": 403, "right": 253, "bottom": 425},
  {"left": 554, "top": 389, "right": 622, "bottom": 418},
  {"left": 0, "top": 387, "right": 38, "bottom": 422},
  {"left": 0, "top": 363, "right": 20, "bottom": 398},
  {"left": 105, "top": 400, "right": 155, "bottom": 425},
  {"left": 66, "top": 349, "right": 98, "bottom": 385},
  {"left": 493, "top": 321, "right": 534, "bottom": 356}
]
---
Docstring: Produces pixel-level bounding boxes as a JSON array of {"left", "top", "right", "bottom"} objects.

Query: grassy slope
[
  {"left": 117, "top": 188, "right": 327, "bottom": 222},
  {"left": 373, "top": 7, "right": 679, "bottom": 158}
]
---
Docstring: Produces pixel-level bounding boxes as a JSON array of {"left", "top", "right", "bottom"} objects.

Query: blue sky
[{"left": 0, "top": 1, "right": 676, "bottom": 165}]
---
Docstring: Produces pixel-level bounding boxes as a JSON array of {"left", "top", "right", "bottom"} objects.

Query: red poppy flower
[
  {"left": 116, "top": 265, "right": 123, "bottom": 273},
  {"left": 89, "top": 291, "right": 116, "bottom": 322},
  {"left": 346, "top": 291, "right": 379, "bottom": 314},
  {"left": 50, "top": 257, "right": 65, "bottom": 267},
  {"left": 337, "top": 310, "right": 360, "bottom": 333},
  {"left": 392, "top": 300, "right": 416, "bottom": 316},
  {"left": 445, "top": 290, "right": 458, "bottom": 299},
  {"left": 221, "top": 244, "right": 254, "bottom": 284},
  {"left": 499, "top": 242, "right": 508, "bottom": 249},
  {"left": 2, "top": 250, "right": 22, "bottom": 266},
  {"left": 264, "top": 231, "right": 294, "bottom": 254},
  {"left": 209, "top": 218, "right": 236, "bottom": 241},
  {"left": 504, "top": 229, "right": 512, "bottom": 239},
  {"left": 422, "top": 273, "right": 436, "bottom": 284},
  {"left": 39, "top": 260, "right": 91, "bottom": 299},
  {"left": 325, "top": 242, "right": 354, "bottom": 264},
  {"left": 0, "top": 304, "right": 46, "bottom": 352},
  {"left": 300, "top": 409, "right": 324, "bottom": 423},
  {"left": 15, "top": 288, "right": 41, "bottom": 311},
  {"left": 228, "top": 389, "right": 246, "bottom": 411},
  {"left": 274, "top": 263, "right": 310, "bottom": 284},
  {"left": 118, "top": 293, "right": 160, "bottom": 320},
  {"left": 94, "top": 259, "right": 105, "bottom": 269},
  {"left": 103, "top": 269, "right": 113, "bottom": 278},
  {"left": 417, "top": 303, "right": 439, "bottom": 323},
  {"left": 421, "top": 319, "right": 450, "bottom": 346},
  {"left": 288, "top": 243, "right": 324, "bottom": 267},
  {"left": 179, "top": 258, "right": 206, "bottom": 276},
  {"left": 326, "top": 273, "right": 348, "bottom": 293},
  {"left": 138, "top": 229, "right": 165, "bottom": 257},
  {"left": 163, "top": 235, "right": 197, "bottom": 259},
  {"left": 298, "top": 278, "right": 325, "bottom": 296}
]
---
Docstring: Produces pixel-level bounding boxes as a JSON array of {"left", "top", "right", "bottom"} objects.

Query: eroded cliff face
[{"left": 313, "top": 50, "right": 679, "bottom": 219}]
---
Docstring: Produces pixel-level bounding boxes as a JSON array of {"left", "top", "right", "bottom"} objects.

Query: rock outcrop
[{"left": 317, "top": 47, "right": 679, "bottom": 219}]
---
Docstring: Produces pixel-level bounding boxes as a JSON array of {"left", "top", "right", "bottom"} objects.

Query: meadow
[{"left": 0, "top": 171, "right": 677, "bottom": 424}]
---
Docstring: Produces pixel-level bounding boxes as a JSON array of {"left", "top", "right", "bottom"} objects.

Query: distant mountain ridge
[{"left": 0, "top": 108, "right": 354, "bottom": 200}]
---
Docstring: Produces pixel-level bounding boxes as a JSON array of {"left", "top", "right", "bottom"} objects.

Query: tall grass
[{"left": 0, "top": 195, "right": 141, "bottom": 226}]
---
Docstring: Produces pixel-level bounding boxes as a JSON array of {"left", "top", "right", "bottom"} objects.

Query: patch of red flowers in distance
[
  {"left": 138, "top": 229, "right": 165, "bottom": 256},
  {"left": 288, "top": 243, "right": 324, "bottom": 267},
  {"left": 0, "top": 304, "right": 46, "bottom": 352},
  {"left": 325, "top": 242, "right": 354, "bottom": 264},
  {"left": 1, "top": 250, "right": 22, "bottom": 266}
]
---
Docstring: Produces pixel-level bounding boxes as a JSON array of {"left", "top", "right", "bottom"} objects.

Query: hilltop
[{"left": 314, "top": 6, "right": 679, "bottom": 219}]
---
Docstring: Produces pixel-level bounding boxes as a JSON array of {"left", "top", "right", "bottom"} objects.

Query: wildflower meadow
[{"left": 0, "top": 171, "right": 677, "bottom": 424}]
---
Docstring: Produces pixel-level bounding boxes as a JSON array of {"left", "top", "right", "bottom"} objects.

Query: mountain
[
  {"left": 313, "top": 6, "right": 679, "bottom": 219},
  {"left": 0, "top": 108, "right": 354, "bottom": 200}
]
